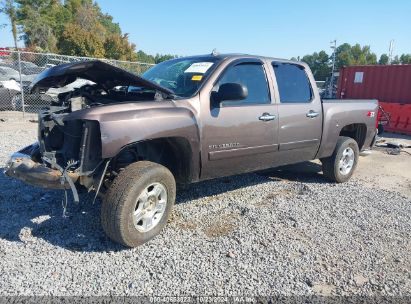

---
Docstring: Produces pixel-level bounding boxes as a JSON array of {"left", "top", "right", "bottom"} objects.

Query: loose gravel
[{"left": 0, "top": 125, "right": 410, "bottom": 297}]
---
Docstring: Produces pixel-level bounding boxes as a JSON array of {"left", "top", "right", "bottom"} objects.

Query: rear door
[
  {"left": 271, "top": 62, "right": 323, "bottom": 163},
  {"left": 200, "top": 59, "right": 279, "bottom": 179}
]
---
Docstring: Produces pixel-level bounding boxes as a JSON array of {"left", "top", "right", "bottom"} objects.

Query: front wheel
[
  {"left": 321, "top": 136, "right": 359, "bottom": 183},
  {"left": 101, "top": 161, "right": 176, "bottom": 247}
]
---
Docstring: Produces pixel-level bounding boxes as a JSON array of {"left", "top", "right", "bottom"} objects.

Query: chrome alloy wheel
[
  {"left": 339, "top": 147, "right": 355, "bottom": 175},
  {"left": 133, "top": 183, "right": 167, "bottom": 232}
]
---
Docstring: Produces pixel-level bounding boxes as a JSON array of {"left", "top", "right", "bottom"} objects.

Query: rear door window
[{"left": 273, "top": 62, "right": 312, "bottom": 103}]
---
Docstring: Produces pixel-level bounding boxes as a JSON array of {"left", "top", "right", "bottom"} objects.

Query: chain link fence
[{"left": 0, "top": 50, "right": 154, "bottom": 120}]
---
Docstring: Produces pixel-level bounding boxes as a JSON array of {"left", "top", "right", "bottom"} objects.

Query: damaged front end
[
  {"left": 5, "top": 106, "right": 106, "bottom": 202},
  {"left": 5, "top": 143, "right": 79, "bottom": 190},
  {"left": 5, "top": 60, "right": 173, "bottom": 202}
]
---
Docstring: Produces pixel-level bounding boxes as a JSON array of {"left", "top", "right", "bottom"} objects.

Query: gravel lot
[{"left": 0, "top": 123, "right": 410, "bottom": 297}]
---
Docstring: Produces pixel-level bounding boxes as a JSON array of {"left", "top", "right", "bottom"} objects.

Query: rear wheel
[
  {"left": 101, "top": 161, "right": 176, "bottom": 247},
  {"left": 321, "top": 136, "right": 359, "bottom": 183}
]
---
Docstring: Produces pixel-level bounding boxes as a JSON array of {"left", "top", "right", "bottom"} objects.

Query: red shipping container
[
  {"left": 379, "top": 102, "right": 411, "bottom": 135},
  {"left": 337, "top": 65, "right": 411, "bottom": 104}
]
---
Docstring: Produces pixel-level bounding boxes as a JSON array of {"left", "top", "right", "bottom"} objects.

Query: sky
[{"left": 0, "top": 0, "right": 410, "bottom": 59}]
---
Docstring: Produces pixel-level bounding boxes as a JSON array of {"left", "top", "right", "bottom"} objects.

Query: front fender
[
  {"left": 63, "top": 101, "right": 201, "bottom": 180},
  {"left": 98, "top": 107, "right": 200, "bottom": 159},
  {"left": 63, "top": 101, "right": 200, "bottom": 159}
]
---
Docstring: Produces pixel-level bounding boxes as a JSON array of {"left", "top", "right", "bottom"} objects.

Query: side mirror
[{"left": 216, "top": 83, "right": 248, "bottom": 102}]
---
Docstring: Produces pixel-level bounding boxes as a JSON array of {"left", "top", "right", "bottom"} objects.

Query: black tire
[
  {"left": 321, "top": 136, "right": 359, "bottom": 183},
  {"left": 101, "top": 161, "right": 176, "bottom": 247}
]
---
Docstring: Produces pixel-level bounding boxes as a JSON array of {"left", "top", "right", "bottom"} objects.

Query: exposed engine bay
[
  {"left": 54, "top": 83, "right": 160, "bottom": 111},
  {"left": 36, "top": 83, "right": 168, "bottom": 197}
]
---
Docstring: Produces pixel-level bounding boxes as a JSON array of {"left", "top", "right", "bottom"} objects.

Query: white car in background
[
  {"left": 0, "top": 66, "right": 36, "bottom": 82},
  {"left": 0, "top": 80, "right": 21, "bottom": 110},
  {"left": 0, "top": 79, "right": 51, "bottom": 111}
]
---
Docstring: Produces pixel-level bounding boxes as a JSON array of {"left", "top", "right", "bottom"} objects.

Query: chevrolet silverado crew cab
[{"left": 5, "top": 54, "right": 378, "bottom": 247}]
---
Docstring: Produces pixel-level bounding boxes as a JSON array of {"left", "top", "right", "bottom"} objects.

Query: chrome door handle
[
  {"left": 259, "top": 113, "right": 276, "bottom": 121},
  {"left": 306, "top": 110, "right": 319, "bottom": 118}
]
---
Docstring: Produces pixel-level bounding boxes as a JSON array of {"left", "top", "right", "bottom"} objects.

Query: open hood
[{"left": 29, "top": 60, "right": 174, "bottom": 96}]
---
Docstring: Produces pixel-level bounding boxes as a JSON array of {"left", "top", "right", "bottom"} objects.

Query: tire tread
[
  {"left": 101, "top": 161, "right": 175, "bottom": 247},
  {"left": 321, "top": 136, "right": 359, "bottom": 183}
]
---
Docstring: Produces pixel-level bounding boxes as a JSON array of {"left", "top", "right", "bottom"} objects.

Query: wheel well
[
  {"left": 339, "top": 123, "right": 367, "bottom": 150},
  {"left": 111, "top": 137, "right": 193, "bottom": 185}
]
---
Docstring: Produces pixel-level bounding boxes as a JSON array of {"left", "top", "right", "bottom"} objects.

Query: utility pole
[
  {"left": 328, "top": 40, "right": 337, "bottom": 98},
  {"left": 388, "top": 40, "right": 394, "bottom": 64}
]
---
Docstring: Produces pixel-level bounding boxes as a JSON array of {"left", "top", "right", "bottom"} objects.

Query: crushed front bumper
[{"left": 4, "top": 148, "right": 79, "bottom": 190}]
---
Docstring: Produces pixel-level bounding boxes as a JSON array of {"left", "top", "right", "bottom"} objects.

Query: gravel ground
[{"left": 0, "top": 126, "right": 410, "bottom": 297}]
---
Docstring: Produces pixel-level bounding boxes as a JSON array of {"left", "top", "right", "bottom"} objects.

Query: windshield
[{"left": 140, "top": 56, "right": 221, "bottom": 98}]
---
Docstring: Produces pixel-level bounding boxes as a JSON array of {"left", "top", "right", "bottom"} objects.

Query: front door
[{"left": 200, "top": 60, "right": 278, "bottom": 179}]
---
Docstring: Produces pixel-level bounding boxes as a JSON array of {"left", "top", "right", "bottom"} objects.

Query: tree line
[
  {"left": 0, "top": 0, "right": 176, "bottom": 63},
  {"left": 292, "top": 43, "right": 411, "bottom": 81}
]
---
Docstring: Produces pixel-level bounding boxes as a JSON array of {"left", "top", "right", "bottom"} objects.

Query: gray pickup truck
[{"left": 5, "top": 54, "right": 378, "bottom": 247}]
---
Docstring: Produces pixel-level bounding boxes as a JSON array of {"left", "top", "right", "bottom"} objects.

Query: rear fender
[{"left": 316, "top": 101, "right": 378, "bottom": 158}]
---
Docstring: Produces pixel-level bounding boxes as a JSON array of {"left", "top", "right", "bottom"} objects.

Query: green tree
[
  {"left": 135, "top": 51, "right": 177, "bottom": 64},
  {"left": 15, "top": 0, "right": 63, "bottom": 51},
  {"left": 335, "top": 43, "right": 352, "bottom": 68},
  {"left": 351, "top": 44, "right": 377, "bottom": 65},
  {"left": 135, "top": 50, "right": 155, "bottom": 63},
  {"left": 379, "top": 54, "right": 389, "bottom": 65},
  {"left": 400, "top": 54, "right": 411, "bottom": 64},
  {"left": 58, "top": 0, "right": 105, "bottom": 56},
  {"left": 302, "top": 50, "right": 331, "bottom": 81},
  {"left": 154, "top": 53, "right": 177, "bottom": 64},
  {"left": 335, "top": 43, "right": 377, "bottom": 68},
  {"left": 104, "top": 33, "right": 137, "bottom": 61},
  {"left": 58, "top": 22, "right": 105, "bottom": 57},
  {"left": 59, "top": 0, "right": 139, "bottom": 59},
  {"left": 99, "top": 13, "right": 121, "bottom": 35}
]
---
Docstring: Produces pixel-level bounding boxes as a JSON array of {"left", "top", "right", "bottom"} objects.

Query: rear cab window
[{"left": 272, "top": 62, "right": 313, "bottom": 103}]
